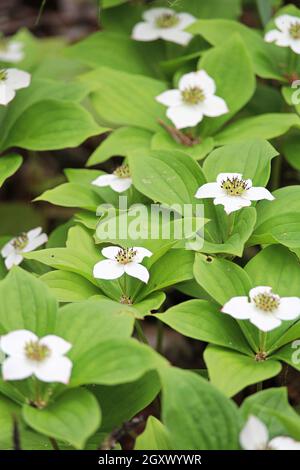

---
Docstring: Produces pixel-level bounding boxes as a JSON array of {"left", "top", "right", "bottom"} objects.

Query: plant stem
[
  {"left": 156, "top": 320, "right": 164, "bottom": 353},
  {"left": 49, "top": 437, "right": 60, "bottom": 450},
  {"left": 270, "top": 154, "right": 282, "bottom": 191},
  {"left": 259, "top": 330, "right": 267, "bottom": 353},
  {"left": 135, "top": 320, "right": 149, "bottom": 345}
]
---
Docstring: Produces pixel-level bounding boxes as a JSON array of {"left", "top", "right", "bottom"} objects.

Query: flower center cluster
[
  {"left": 0, "top": 69, "right": 7, "bottom": 81},
  {"left": 113, "top": 164, "right": 130, "bottom": 179},
  {"left": 155, "top": 13, "right": 179, "bottom": 29},
  {"left": 181, "top": 86, "right": 205, "bottom": 105},
  {"left": 25, "top": 341, "right": 50, "bottom": 362},
  {"left": 289, "top": 22, "right": 300, "bottom": 39},
  {"left": 221, "top": 177, "right": 249, "bottom": 196},
  {"left": 120, "top": 294, "right": 132, "bottom": 305},
  {"left": 12, "top": 232, "right": 28, "bottom": 251},
  {"left": 253, "top": 291, "right": 280, "bottom": 312},
  {"left": 115, "top": 248, "right": 137, "bottom": 265}
]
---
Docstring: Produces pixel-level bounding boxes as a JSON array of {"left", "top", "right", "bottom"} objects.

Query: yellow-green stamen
[
  {"left": 113, "top": 164, "right": 130, "bottom": 179},
  {"left": 115, "top": 248, "right": 137, "bottom": 265},
  {"left": 25, "top": 341, "right": 50, "bottom": 362},
  {"left": 155, "top": 13, "right": 179, "bottom": 29},
  {"left": 253, "top": 291, "right": 280, "bottom": 312},
  {"left": 182, "top": 86, "right": 205, "bottom": 105},
  {"left": 0, "top": 69, "right": 7, "bottom": 81},
  {"left": 289, "top": 22, "right": 300, "bottom": 40},
  {"left": 221, "top": 177, "right": 249, "bottom": 196},
  {"left": 12, "top": 233, "right": 28, "bottom": 251}
]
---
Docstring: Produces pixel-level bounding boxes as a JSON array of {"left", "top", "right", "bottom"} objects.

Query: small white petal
[
  {"left": 110, "top": 177, "right": 132, "bottom": 193},
  {"left": 249, "top": 286, "right": 273, "bottom": 302},
  {"left": 1, "top": 240, "right": 14, "bottom": 258},
  {"left": 269, "top": 436, "right": 300, "bottom": 450},
  {"left": 250, "top": 310, "right": 282, "bottom": 332},
  {"left": 2, "top": 356, "right": 34, "bottom": 381},
  {"left": 142, "top": 7, "right": 173, "bottom": 22},
  {"left": 101, "top": 246, "right": 122, "bottom": 260},
  {"left": 177, "top": 12, "right": 196, "bottom": 29},
  {"left": 156, "top": 89, "right": 182, "bottom": 107},
  {"left": 40, "top": 335, "right": 72, "bottom": 355},
  {"left": 0, "top": 329, "right": 37, "bottom": 355},
  {"left": 27, "top": 227, "right": 42, "bottom": 240},
  {"left": 244, "top": 187, "right": 274, "bottom": 201},
  {"left": 264, "top": 29, "right": 291, "bottom": 46},
  {"left": 274, "top": 297, "right": 300, "bottom": 321},
  {"left": 290, "top": 39, "right": 300, "bottom": 54},
  {"left": 195, "top": 182, "right": 224, "bottom": 199},
  {"left": 133, "top": 247, "right": 153, "bottom": 263},
  {"left": 92, "top": 174, "right": 116, "bottom": 187},
  {"left": 0, "top": 82, "right": 15, "bottom": 105},
  {"left": 221, "top": 297, "right": 253, "bottom": 320},
  {"left": 124, "top": 262, "right": 150, "bottom": 283},
  {"left": 33, "top": 356, "right": 73, "bottom": 384},
  {"left": 167, "top": 104, "right": 203, "bottom": 129},
  {"left": 93, "top": 259, "right": 124, "bottom": 280},
  {"left": 240, "top": 416, "right": 269, "bottom": 450},
  {"left": 5, "top": 68, "right": 31, "bottom": 90},
  {"left": 132, "top": 22, "right": 160, "bottom": 41},
  {"left": 4, "top": 252, "right": 23, "bottom": 269},
  {"left": 159, "top": 29, "right": 192, "bottom": 46},
  {"left": 179, "top": 71, "right": 216, "bottom": 95},
  {"left": 275, "top": 14, "right": 296, "bottom": 33},
  {"left": 213, "top": 195, "right": 251, "bottom": 214},
  {"left": 202, "top": 95, "right": 229, "bottom": 117},
  {"left": 23, "top": 233, "right": 48, "bottom": 253},
  {"left": 216, "top": 173, "right": 243, "bottom": 185}
]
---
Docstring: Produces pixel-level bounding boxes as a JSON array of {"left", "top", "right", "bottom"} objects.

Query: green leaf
[
  {"left": 66, "top": 32, "right": 164, "bottom": 77},
  {"left": 87, "top": 127, "right": 152, "bottom": 166},
  {"left": 160, "top": 367, "right": 240, "bottom": 450},
  {"left": 282, "top": 133, "right": 300, "bottom": 170},
  {"left": 135, "top": 416, "right": 172, "bottom": 450},
  {"left": 70, "top": 338, "right": 167, "bottom": 387},
  {"left": 204, "top": 345, "right": 282, "bottom": 397},
  {"left": 94, "top": 371, "right": 160, "bottom": 432},
  {"left": 23, "top": 388, "right": 101, "bottom": 449},
  {"left": 35, "top": 183, "right": 101, "bottom": 211},
  {"left": 1, "top": 100, "right": 102, "bottom": 151},
  {"left": 203, "top": 139, "right": 278, "bottom": 186},
  {"left": 129, "top": 149, "right": 206, "bottom": 206},
  {"left": 156, "top": 299, "right": 252, "bottom": 355},
  {"left": 0, "top": 154, "right": 22, "bottom": 188},
  {"left": 215, "top": 114, "right": 300, "bottom": 145},
  {"left": 82, "top": 67, "right": 166, "bottom": 131},
  {"left": 151, "top": 132, "right": 214, "bottom": 161},
  {"left": 0, "top": 394, "right": 21, "bottom": 448},
  {"left": 0, "top": 267, "right": 57, "bottom": 335},
  {"left": 40, "top": 271, "right": 100, "bottom": 302},
  {"left": 174, "top": 0, "right": 242, "bottom": 19},
  {"left": 198, "top": 35, "right": 255, "bottom": 137}
]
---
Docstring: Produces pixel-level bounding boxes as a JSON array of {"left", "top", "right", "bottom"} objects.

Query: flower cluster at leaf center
[
  {"left": 24, "top": 341, "right": 51, "bottom": 362},
  {"left": 181, "top": 86, "right": 205, "bottom": 105},
  {"left": 115, "top": 248, "right": 137, "bottom": 265},
  {"left": 113, "top": 164, "right": 131, "bottom": 179},
  {"left": 221, "top": 176, "right": 249, "bottom": 196},
  {"left": 289, "top": 22, "right": 300, "bottom": 39},
  {"left": 253, "top": 291, "right": 280, "bottom": 312},
  {"left": 155, "top": 13, "right": 179, "bottom": 29}
]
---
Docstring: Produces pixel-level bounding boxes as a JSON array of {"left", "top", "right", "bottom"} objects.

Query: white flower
[
  {"left": 93, "top": 246, "right": 152, "bottom": 284},
  {"left": 92, "top": 164, "right": 132, "bottom": 193},
  {"left": 1, "top": 227, "right": 48, "bottom": 270},
  {"left": 265, "top": 14, "right": 300, "bottom": 54},
  {"left": 222, "top": 286, "right": 300, "bottom": 332},
  {"left": 195, "top": 173, "right": 274, "bottom": 215},
  {"left": 156, "top": 70, "right": 228, "bottom": 129},
  {"left": 132, "top": 7, "right": 196, "bottom": 46},
  {"left": 0, "top": 68, "right": 31, "bottom": 105},
  {"left": 0, "top": 329, "right": 72, "bottom": 384},
  {"left": 0, "top": 41, "right": 24, "bottom": 63},
  {"left": 240, "top": 415, "right": 300, "bottom": 450}
]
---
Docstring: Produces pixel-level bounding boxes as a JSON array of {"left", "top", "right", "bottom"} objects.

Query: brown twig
[{"left": 158, "top": 119, "right": 200, "bottom": 147}]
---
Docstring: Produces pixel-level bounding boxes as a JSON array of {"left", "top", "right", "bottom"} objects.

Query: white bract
[
  {"left": 265, "top": 14, "right": 300, "bottom": 54},
  {"left": 93, "top": 246, "right": 152, "bottom": 284},
  {"left": 1, "top": 227, "right": 48, "bottom": 270},
  {"left": 156, "top": 70, "right": 228, "bottom": 129},
  {"left": 240, "top": 415, "right": 300, "bottom": 450},
  {"left": 0, "top": 68, "right": 31, "bottom": 105},
  {"left": 132, "top": 7, "right": 196, "bottom": 46},
  {"left": 92, "top": 164, "right": 132, "bottom": 193},
  {"left": 0, "top": 330, "right": 73, "bottom": 384},
  {"left": 222, "top": 286, "right": 300, "bottom": 332},
  {"left": 195, "top": 173, "right": 274, "bottom": 214},
  {"left": 0, "top": 40, "right": 24, "bottom": 63}
]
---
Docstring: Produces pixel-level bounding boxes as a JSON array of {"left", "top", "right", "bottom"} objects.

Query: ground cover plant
[{"left": 1, "top": 0, "right": 300, "bottom": 452}]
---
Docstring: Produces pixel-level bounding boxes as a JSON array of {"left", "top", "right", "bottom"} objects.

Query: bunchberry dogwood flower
[
  {"left": 93, "top": 246, "right": 152, "bottom": 283},
  {"left": 132, "top": 7, "right": 196, "bottom": 46},
  {"left": 195, "top": 173, "right": 274, "bottom": 214},
  {"left": 0, "top": 330, "right": 73, "bottom": 384},
  {"left": 92, "top": 164, "right": 132, "bottom": 193},
  {"left": 265, "top": 15, "right": 300, "bottom": 54},
  {"left": 240, "top": 415, "right": 300, "bottom": 450},
  {"left": 156, "top": 70, "right": 228, "bottom": 129},
  {"left": 0, "top": 68, "right": 31, "bottom": 105},
  {"left": 222, "top": 286, "right": 300, "bottom": 332},
  {"left": 1, "top": 227, "right": 48, "bottom": 270},
  {"left": 0, "top": 40, "right": 24, "bottom": 63}
]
